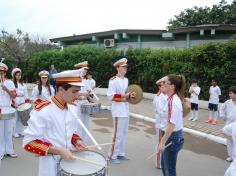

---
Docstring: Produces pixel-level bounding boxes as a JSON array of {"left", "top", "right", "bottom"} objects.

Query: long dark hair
[
  {"left": 13, "top": 71, "right": 24, "bottom": 88},
  {"left": 38, "top": 77, "right": 52, "bottom": 96},
  {"left": 167, "top": 74, "right": 186, "bottom": 102}
]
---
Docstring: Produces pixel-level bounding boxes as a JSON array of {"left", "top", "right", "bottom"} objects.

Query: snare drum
[
  {"left": 59, "top": 150, "right": 107, "bottom": 176},
  {"left": 81, "top": 103, "right": 101, "bottom": 114},
  {"left": 0, "top": 107, "right": 16, "bottom": 120},
  {"left": 17, "top": 103, "right": 32, "bottom": 126}
]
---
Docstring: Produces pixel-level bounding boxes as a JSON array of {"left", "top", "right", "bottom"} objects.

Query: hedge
[{"left": 24, "top": 39, "right": 236, "bottom": 102}]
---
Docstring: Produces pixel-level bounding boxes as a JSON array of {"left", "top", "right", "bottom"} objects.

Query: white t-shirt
[
  {"left": 0, "top": 79, "right": 15, "bottom": 107},
  {"left": 86, "top": 79, "right": 96, "bottom": 89},
  {"left": 189, "top": 86, "right": 201, "bottom": 104},
  {"left": 153, "top": 93, "right": 168, "bottom": 130},
  {"left": 168, "top": 94, "right": 183, "bottom": 132},
  {"left": 209, "top": 86, "right": 221, "bottom": 104},
  {"left": 15, "top": 82, "right": 29, "bottom": 105}
]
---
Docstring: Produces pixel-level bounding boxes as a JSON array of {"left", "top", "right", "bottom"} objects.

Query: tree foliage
[{"left": 168, "top": 0, "right": 236, "bottom": 28}]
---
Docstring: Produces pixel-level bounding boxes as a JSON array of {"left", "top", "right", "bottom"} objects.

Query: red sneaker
[
  {"left": 211, "top": 121, "right": 217, "bottom": 125},
  {"left": 206, "top": 119, "right": 212, "bottom": 124}
]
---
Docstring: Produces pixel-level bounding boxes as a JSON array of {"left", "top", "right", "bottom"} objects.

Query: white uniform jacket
[
  {"left": 107, "top": 76, "right": 129, "bottom": 118},
  {"left": 31, "top": 85, "right": 55, "bottom": 102},
  {"left": 23, "top": 96, "right": 81, "bottom": 176},
  {"left": 14, "top": 82, "right": 29, "bottom": 106},
  {"left": 220, "top": 99, "right": 236, "bottom": 125}
]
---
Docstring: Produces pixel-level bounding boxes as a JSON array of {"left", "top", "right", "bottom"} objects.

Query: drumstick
[
  {"left": 76, "top": 118, "right": 102, "bottom": 150},
  {"left": 73, "top": 156, "right": 107, "bottom": 167},
  {"left": 146, "top": 142, "right": 172, "bottom": 160},
  {"left": 85, "top": 142, "right": 113, "bottom": 149}
]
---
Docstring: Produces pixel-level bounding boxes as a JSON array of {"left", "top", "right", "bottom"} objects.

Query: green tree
[{"left": 168, "top": 0, "right": 236, "bottom": 28}]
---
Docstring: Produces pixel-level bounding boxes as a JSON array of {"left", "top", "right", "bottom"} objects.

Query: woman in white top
[
  {"left": 31, "top": 70, "right": 54, "bottom": 103},
  {"left": 157, "top": 74, "right": 185, "bottom": 176},
  {"left": 12, "top": 68, "right": 30, "bottom": 137},
  {"left": 220, "top": 86, "right": 236, "bottom": 162},
  {"left": 153, "top": 80, "right": 167, "bottom": 169}
]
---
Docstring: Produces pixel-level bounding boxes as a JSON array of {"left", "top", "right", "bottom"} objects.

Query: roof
[{"left": 50, "top": 24, "right": 236, "bottom": 43}]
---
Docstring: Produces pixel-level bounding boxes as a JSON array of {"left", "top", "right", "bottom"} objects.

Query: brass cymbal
[{"left": 126, "top": 84, "right": 143, "bottom": 104}]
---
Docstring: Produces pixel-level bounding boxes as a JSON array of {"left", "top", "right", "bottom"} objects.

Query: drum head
[
  {"left": 17, "top": 103, "right": 32, "bottom": 111},
  {"left": 60, "top": 150, "right": 106, "bottom": 175}
]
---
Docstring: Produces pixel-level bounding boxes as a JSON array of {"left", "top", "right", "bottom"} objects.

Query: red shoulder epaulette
[
  {"left": 110, "top": 76, "right": 116, "bottom": 80},
  {"left": 34, "top": 100, "right": 51, "bottom": 111}
]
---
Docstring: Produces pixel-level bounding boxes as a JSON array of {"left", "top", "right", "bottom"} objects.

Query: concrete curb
[{"left": 101, "top": 105, "right": 227, "bottom": 146}]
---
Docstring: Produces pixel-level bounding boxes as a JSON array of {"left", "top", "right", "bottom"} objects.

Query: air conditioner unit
[{"left": 104, "top": 39, "right": 115, "bottom": 48}]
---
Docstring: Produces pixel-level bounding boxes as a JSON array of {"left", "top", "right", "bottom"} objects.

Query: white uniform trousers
[
  {"left": 14, "top": 112, "right": 24, "bottom": 135},
  {"left": 109, "top": 117, "right": 129, "bottom": 159},
  {"left": 0, "top": 119, "right": 15, "bottom": 157},
  {"left": 227, "top": 139, "right": 233, "bottom": 158},
  {"left": 79, "top": 112, "right": 90, "bottom": 143},
  {"left": 225, "top": 160, "right": 236, "bottom": 176}
]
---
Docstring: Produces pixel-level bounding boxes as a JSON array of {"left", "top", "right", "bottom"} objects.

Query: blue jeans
[{"left": 161, "top": 130, "right": 184, "bottom": 176}]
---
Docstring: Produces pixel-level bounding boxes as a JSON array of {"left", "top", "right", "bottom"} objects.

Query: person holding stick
[
  {"left": 157, "top": 75, "right": 185, "bottom": 176},
  {"left": 23, "top": 69, "right": 87, "bottom": 176}
]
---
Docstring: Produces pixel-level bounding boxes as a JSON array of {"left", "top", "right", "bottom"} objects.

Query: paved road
[{"left": 0, "top": 110, "right": 229, "bottom": 176}]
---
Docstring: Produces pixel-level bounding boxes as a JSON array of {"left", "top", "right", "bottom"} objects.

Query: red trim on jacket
[
  {"left": 71, "top": 133, "right": 82, "bottom": 146},
  {"left": 24, "top": 139, "right": 52, "bottom": 156}
]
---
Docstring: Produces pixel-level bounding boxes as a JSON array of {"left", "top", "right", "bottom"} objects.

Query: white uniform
[
  {"left": 31, "top": 85, "right": 54, "bottom": 102},
  {"left": 14, "top": 82, "right": 29, "bottom": 135},
  {"left": 153, "top": 92, "right": 168, "bottom": 168},
  {"left": 75, "top": 78, "right": 90, "bottom": 142},
  {"left": 23, "top": 97, "right": 81, "bottom": 176},
  {"left": 220, "top": 99, "right": 236, "bottom": 159},
  {"left": 107, "top": 76, "right": 129, "bottom": 159},
  {"left": 209, "top": 86, "right": 221, "bottom": 104},
  {"left": 223, "top": 122, "right": 236, "bottom": 176},
  {"left": 0, "top": 79, "right": 16, "bottom": 158},
  {"left": 86, "top": 78, "right": 96, "bottom": 89}
]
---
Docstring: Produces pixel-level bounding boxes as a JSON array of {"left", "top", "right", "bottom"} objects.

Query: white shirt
[
  {"left": 31, "top": 85, "right": 54, "bottom": 102},
  {"left": 15, "top": 82, "right": 29, "bottom": 106},
  {"left": 223, "top": 122, "right": 236, "bottom": 159},
  {"left": 153, "top": 93, "right": 168, "bottom": 130},
  {"left": 79, "top": 79, "right": 89, "bottom": 94},
  {"left": 220, "top": 99, "right": 236, "bottom": 125},
  {"left": 107, "top": 76, "right": 129, "bottom": 118},
  {"left": 168, "top": 94, "right": 183, "bottom": 132},
  {"left": 86, "top": 79, "right": 96, "bottom": 89},
  {"left": 23, "top": 98, "right": 81, "bottom": 176},
  {"left": 209, "top": 86, "right": 221, "bottom": 104},
  {"left": 189, "top": 86, "right": 201, "bottom": 104},
  {"left": 0, "top": 79, "right": 15, "bottom": 107}
]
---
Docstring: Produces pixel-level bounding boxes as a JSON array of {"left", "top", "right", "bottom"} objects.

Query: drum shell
[
  {"left": 59, "top": 150, "right": 107, "bottom": 176},
  {"left": 81, "top": 103, "right": 101, "bottom": 114},
  {"left": 17, "top": 103, "right": 33, "bottom": 126},
  {"left": 0, "top": 107, "right": 16, "bottom": 120}
]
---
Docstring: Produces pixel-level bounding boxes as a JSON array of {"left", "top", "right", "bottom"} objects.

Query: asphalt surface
[{"left": 0, "top": 110, "right": 229, "bottom": 176}]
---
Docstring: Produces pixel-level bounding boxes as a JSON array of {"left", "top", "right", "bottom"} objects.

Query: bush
[{"left": 28, "top": 41, "right": 236, "bottom": 102}]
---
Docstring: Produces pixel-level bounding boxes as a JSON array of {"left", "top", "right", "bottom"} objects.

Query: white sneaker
[
  {"left": 188, "top": 116, "right": 194, "bottom": 121},
  {"left": 13, "top": 133, "right": 20, "bottom": 138},
  {"left": 192, "top": 117, "right": 198, "bottom": 122},
  {"left": 226, "top": 157, "right": 233, "bottom": 162}
]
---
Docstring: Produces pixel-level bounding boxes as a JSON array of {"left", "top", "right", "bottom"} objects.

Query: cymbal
[{"left": 126, "top": 84, "right": 143, "bottom": 104}]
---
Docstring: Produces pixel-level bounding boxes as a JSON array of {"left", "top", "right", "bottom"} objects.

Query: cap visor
[
  {"left": 68, "top": 82, "right": 85, "bottom": 87},
  {"left": 41, "top": 76, "right": 48, "bottom": 78}
]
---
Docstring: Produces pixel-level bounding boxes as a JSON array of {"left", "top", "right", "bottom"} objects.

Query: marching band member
[
  {"left": 31, "top": 70, "right": 54, "bottom": 103},
  {"left": 0, "top": 59, "right": 18, "bottom": 160},
  {"left": 223, "top": 121, "right": 236, "bottom": 176},
  {"left": 86, "top": 71, "right": 96, "bottom": 90},
  {"left": 206, "top": 79, "right": 221, "bottom": 125},
  {"left": 220, "top": 86, "right": 236, "bottom": 162},
  {"left": 188, "top": 79, "right": 201, "bottom": 121},
  {"left": 157, "top": 75, "right": 185, "bottom": 176},
  {"left": 74, "top": 61, "right": 91, "bottom": 142},
  {"left": 12, "top": 68, "right": 30, "bottom": 137},
  {"left": 107, "top": 57, "right": 135, "bottom": 164},
  {"left": 153, "top": 78, "right": 168, "bottom": 169},
  {"left": 23, "top": 69, "right": 86, "bottom": 176}
]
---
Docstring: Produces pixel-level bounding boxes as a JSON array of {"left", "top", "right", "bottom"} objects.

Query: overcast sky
[{"left": 0, "top": 0, "right": 234, "bottom": 39}]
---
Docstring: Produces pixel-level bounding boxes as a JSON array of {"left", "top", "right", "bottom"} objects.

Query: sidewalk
[{"left": 97, "top": 94, "right": 225, "bottom": 138}]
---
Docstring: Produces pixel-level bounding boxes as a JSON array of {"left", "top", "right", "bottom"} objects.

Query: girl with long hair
[
  {"left": 31, "top": 70, "right": 54, "bottom": 103},
  {"left": 157, "top": 74, "right": 186, "bottom": 176},
  {"left": 12, "top": 68, "right": 29, "bottom": 137}
]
